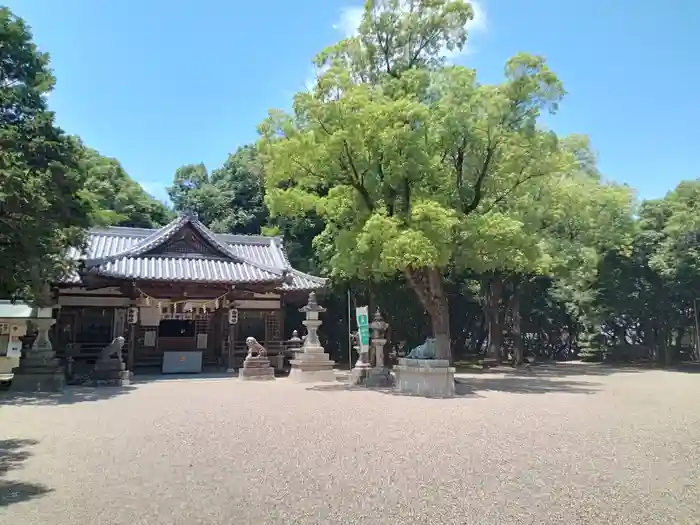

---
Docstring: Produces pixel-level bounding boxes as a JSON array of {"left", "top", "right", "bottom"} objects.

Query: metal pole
[
  {"left": 347, "top": 288, "right": 352, "bottom": 370},
  {"left": 693, "top": 299, "right": 700, "bottom": 362}
]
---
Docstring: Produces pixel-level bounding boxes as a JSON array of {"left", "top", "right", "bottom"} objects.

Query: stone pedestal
[
  {"left": 288, "top": 347, "right": 336, "bottom": 383},
  {"left": 11, "top": 318, "right": 65, "bottom": 392},
  {"left": 394, "top": 358, "right": 456, "bottom": 398},
  {"left": 91, "top": 359, "right": 131, "bottom": 386},
  {"left": 350, "top": 362, "right": 372, "bottom": 385},
  {"left": 239, "top": 356, "right": 275, "bottom": 380},
  {"left": 349, "top": 331, "right": 370, "bottom": 385}
]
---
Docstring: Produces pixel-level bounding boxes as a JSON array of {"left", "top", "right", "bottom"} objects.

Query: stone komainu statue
[
  {"left": 406, "top": 337, "right": 437, "bottom": 359},
  {"left": 99, "top": 336, "right": 125, "bottom": 362},
  {"left": 245, "top": 337, "right": 267, "bottom": 358}
]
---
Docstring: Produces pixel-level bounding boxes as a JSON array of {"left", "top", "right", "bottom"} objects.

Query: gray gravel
[{"left": 1, "top": 364, "right": 699, "bottom": 525}]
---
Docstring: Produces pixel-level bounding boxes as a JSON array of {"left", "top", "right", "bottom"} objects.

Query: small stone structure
[
  {"left": 394, "top": 358, "right": 456, "bottom": 398},
  {"left": 11, "top": 318, "right": 65, "bottom": 392},
  {"left": 288, "top": 292, "right": 336, "bottom": 383},
  {"left": 349, "top": 331, "right": 371, "bottom": 385},
  {"left": 91, "top": 336, "right": 131, "bottom": 386},
  {"left": 239, "top": 337, "right": 275, "bottom": 380},
  {"left": 364, "top": 309, "right": 394, "bottom": 388}
]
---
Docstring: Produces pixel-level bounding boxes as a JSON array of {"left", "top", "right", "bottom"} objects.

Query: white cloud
[
  {"left": 333, "top": 0, "right": 487, "bottom": 58},
  {"left": 332, "top": 6, "right": 364, "bottom": 37}
]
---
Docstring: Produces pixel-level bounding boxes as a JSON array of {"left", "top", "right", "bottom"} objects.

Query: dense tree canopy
[
  {"left": 0, "top": 8, "right": 92, "bottom": 304},
  {"left": 80, "top": 143, "right": 172, "bottom": 228},
  {"left": 256, "top": 0, "right": 635, "bottom": 361},
  {"left": 167, "top": 146, "right": 268, "bottom": 235}
]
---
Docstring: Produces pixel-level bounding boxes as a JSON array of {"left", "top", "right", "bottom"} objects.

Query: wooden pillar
[
  {"left": 126, "top": 282, "right": 138, "bottom": 372},
  {"left": 280, "top": 294, "right": 286, "bottom": 340},
  {"left": 227, "top": 323, "right": 234, "bottom": 372},
  {"left": 226, "top": 291, "right": 236, "bottom": 373},
  {"left": 127, "top": 322, "right": 136, "bottom": 371}
]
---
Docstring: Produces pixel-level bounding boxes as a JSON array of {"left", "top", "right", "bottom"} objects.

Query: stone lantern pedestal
[
  {"left": 289, "top": 292, "right": 336, "bottom": 383},
  {"left": 11, "top": 317, "right": 65, "bottom": 392}
]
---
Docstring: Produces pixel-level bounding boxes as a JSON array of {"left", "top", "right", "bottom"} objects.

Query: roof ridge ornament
[{"left": 182, "top": 209, "right": 199, "bottom": 220}]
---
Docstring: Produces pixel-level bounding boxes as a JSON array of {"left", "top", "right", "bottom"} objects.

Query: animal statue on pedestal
[
  {"left": 245, "top": 337, "right": 267, "bottom": 358},
  {"left": 98, "top": 336, "right": 125, "bottom": 362},
  {"left": 406, "top": 337, "right": 436, "bottom": 359}
]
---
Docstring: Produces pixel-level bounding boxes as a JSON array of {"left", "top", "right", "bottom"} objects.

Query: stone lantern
[
  {"left": 286, "top": 330, "right": 303, "bottom": 358},
  {"left": 11, "top": 308, "right": 63, "bottom": 392},
  {"left": 288, "top": 292, "right": 336, "bottom": 382},
  {"left": 365, "top": 308, "right": 394, "bottom": 387}
]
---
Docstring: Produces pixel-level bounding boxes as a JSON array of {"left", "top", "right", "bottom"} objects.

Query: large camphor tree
[
  {"left": 257, "top": 0, "right": 584, "bottom": 360},
  {"left": 0, "top": 8, "right": 92, "bottom": 304}
]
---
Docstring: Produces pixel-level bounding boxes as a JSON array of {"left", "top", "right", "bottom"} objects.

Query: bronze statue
[
  {"left": 245, "top": 337, "right": 267, "bottom": 358},
  {"left": 99, "top": 336, "right": 125, "bottom": 362}
]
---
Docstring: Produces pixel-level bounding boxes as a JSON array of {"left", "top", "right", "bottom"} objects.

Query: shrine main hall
[{"left": 51, "top": 212, "right": 326, "bottom": 373}]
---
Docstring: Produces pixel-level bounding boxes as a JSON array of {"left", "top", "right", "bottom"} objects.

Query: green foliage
[
  {"left": 577, "top": 326, "right": 606, "bottom": 362},
  {"left": 0, "top": 8, "right": 92, "bottom": 304},
  {"left": 167, "top": 146, "right": 269, "bottom": 235},
  {"left": 257, "top": 0, "right": 608, "bottom": 361},
  {"left": 79, "top": 143, "right": 172, "bottom": 228}
]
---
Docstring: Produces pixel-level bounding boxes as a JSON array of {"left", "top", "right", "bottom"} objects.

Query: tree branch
[
  {"left": 462, "top": 143, "right": 495, "bottom": 215},
  {"left": 342, "top": 140, "right": 374, "bottom": 212}
]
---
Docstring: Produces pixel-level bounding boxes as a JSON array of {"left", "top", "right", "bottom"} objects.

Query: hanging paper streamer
[{"left": 133, "top": 286, "right": 230, "bottom": 312}]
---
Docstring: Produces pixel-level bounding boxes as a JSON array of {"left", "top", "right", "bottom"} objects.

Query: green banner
[{"left": 355, "top": 305, "right": 370, "bottom": 350}]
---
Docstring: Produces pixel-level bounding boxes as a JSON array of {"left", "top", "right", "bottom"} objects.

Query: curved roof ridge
[
  {"left": 84, "top": 214, "right": 288, "bottom": 278},
  {"left": 289, "top": 268, "right": 328, "bottom": 285}
]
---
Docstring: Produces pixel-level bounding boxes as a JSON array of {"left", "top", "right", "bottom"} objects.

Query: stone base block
[
  {"left": 364, "top": 367, "right": 395, "bottom": 388},
  {"left": 350, "top": 364, "right": 372, "bottom": 385},
  {"left": 91, "top": 368, "right": 131, "bottom": 386},
  {"left": 288, "top": 351, "right": 336, "bottom": 383},
  {"left": 10, "top": 369, "right": 65, "bottom": 392},
  {"left": 239, "top": 356, "right": 275, "bottom": 381},
  {"left": 288, "top": 367, "right": 337, "bottom": 383},
  {"left": 394, "top": 358, "right": 456, "bottom": 398}
]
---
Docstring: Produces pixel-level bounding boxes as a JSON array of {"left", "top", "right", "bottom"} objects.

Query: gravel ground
[{"left": 1, "top": 363, "right": 699, "bottom": 525}]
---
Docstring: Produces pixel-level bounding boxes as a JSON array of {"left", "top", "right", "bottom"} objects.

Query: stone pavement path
[{"left": 1, "top": 364, "right": 699, "bottom": 524}]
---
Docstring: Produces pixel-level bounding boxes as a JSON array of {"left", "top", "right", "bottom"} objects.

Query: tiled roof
[
  {"left": 94, "top": 257, "right": 280, "bottom": 284},
  {"left": 68, "top": 214, "right": 327, "bottom": 291}
]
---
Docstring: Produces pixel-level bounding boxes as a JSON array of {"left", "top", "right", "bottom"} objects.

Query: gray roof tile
[
  {"left": 96, "top": 257, "right": 279, "bottom": 284},
  {"left": 67, "top": 215, "right": 327, "bottom": 291}
]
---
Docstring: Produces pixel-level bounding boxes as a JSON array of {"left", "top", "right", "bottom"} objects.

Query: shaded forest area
[{"left": 2, "top": 4, "right": 699, "bottom": 366}]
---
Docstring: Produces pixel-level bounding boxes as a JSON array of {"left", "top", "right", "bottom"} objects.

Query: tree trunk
[
  {"left": 404, "top": 267, "right": 451, "bottom": 361},
  {"left": 482, "top": 273, "right": 504, "bottom": 360},
  {"left": 510, "top": 278, "right": 525, "bottom": 366}
]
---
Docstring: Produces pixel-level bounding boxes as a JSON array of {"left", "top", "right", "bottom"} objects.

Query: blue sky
[{"left": 6, "top": 0, "right": 699, "bottom": 203}]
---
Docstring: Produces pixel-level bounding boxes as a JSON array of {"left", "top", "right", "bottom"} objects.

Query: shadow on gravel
[
  {"left": 456, "top": 362, "right": 641, "bottom": 378},
  {"left": 0, "top": 385, "right": 136, "bottom": 406},
  {"left": 308, "top": 375, "right": 600, "bottom": 397},
  {"left": 0, "top": 438, "right": 53, "bottom": 507},
  {"left": 457, "top": 361, "right": 700, "bottom": 377}
]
